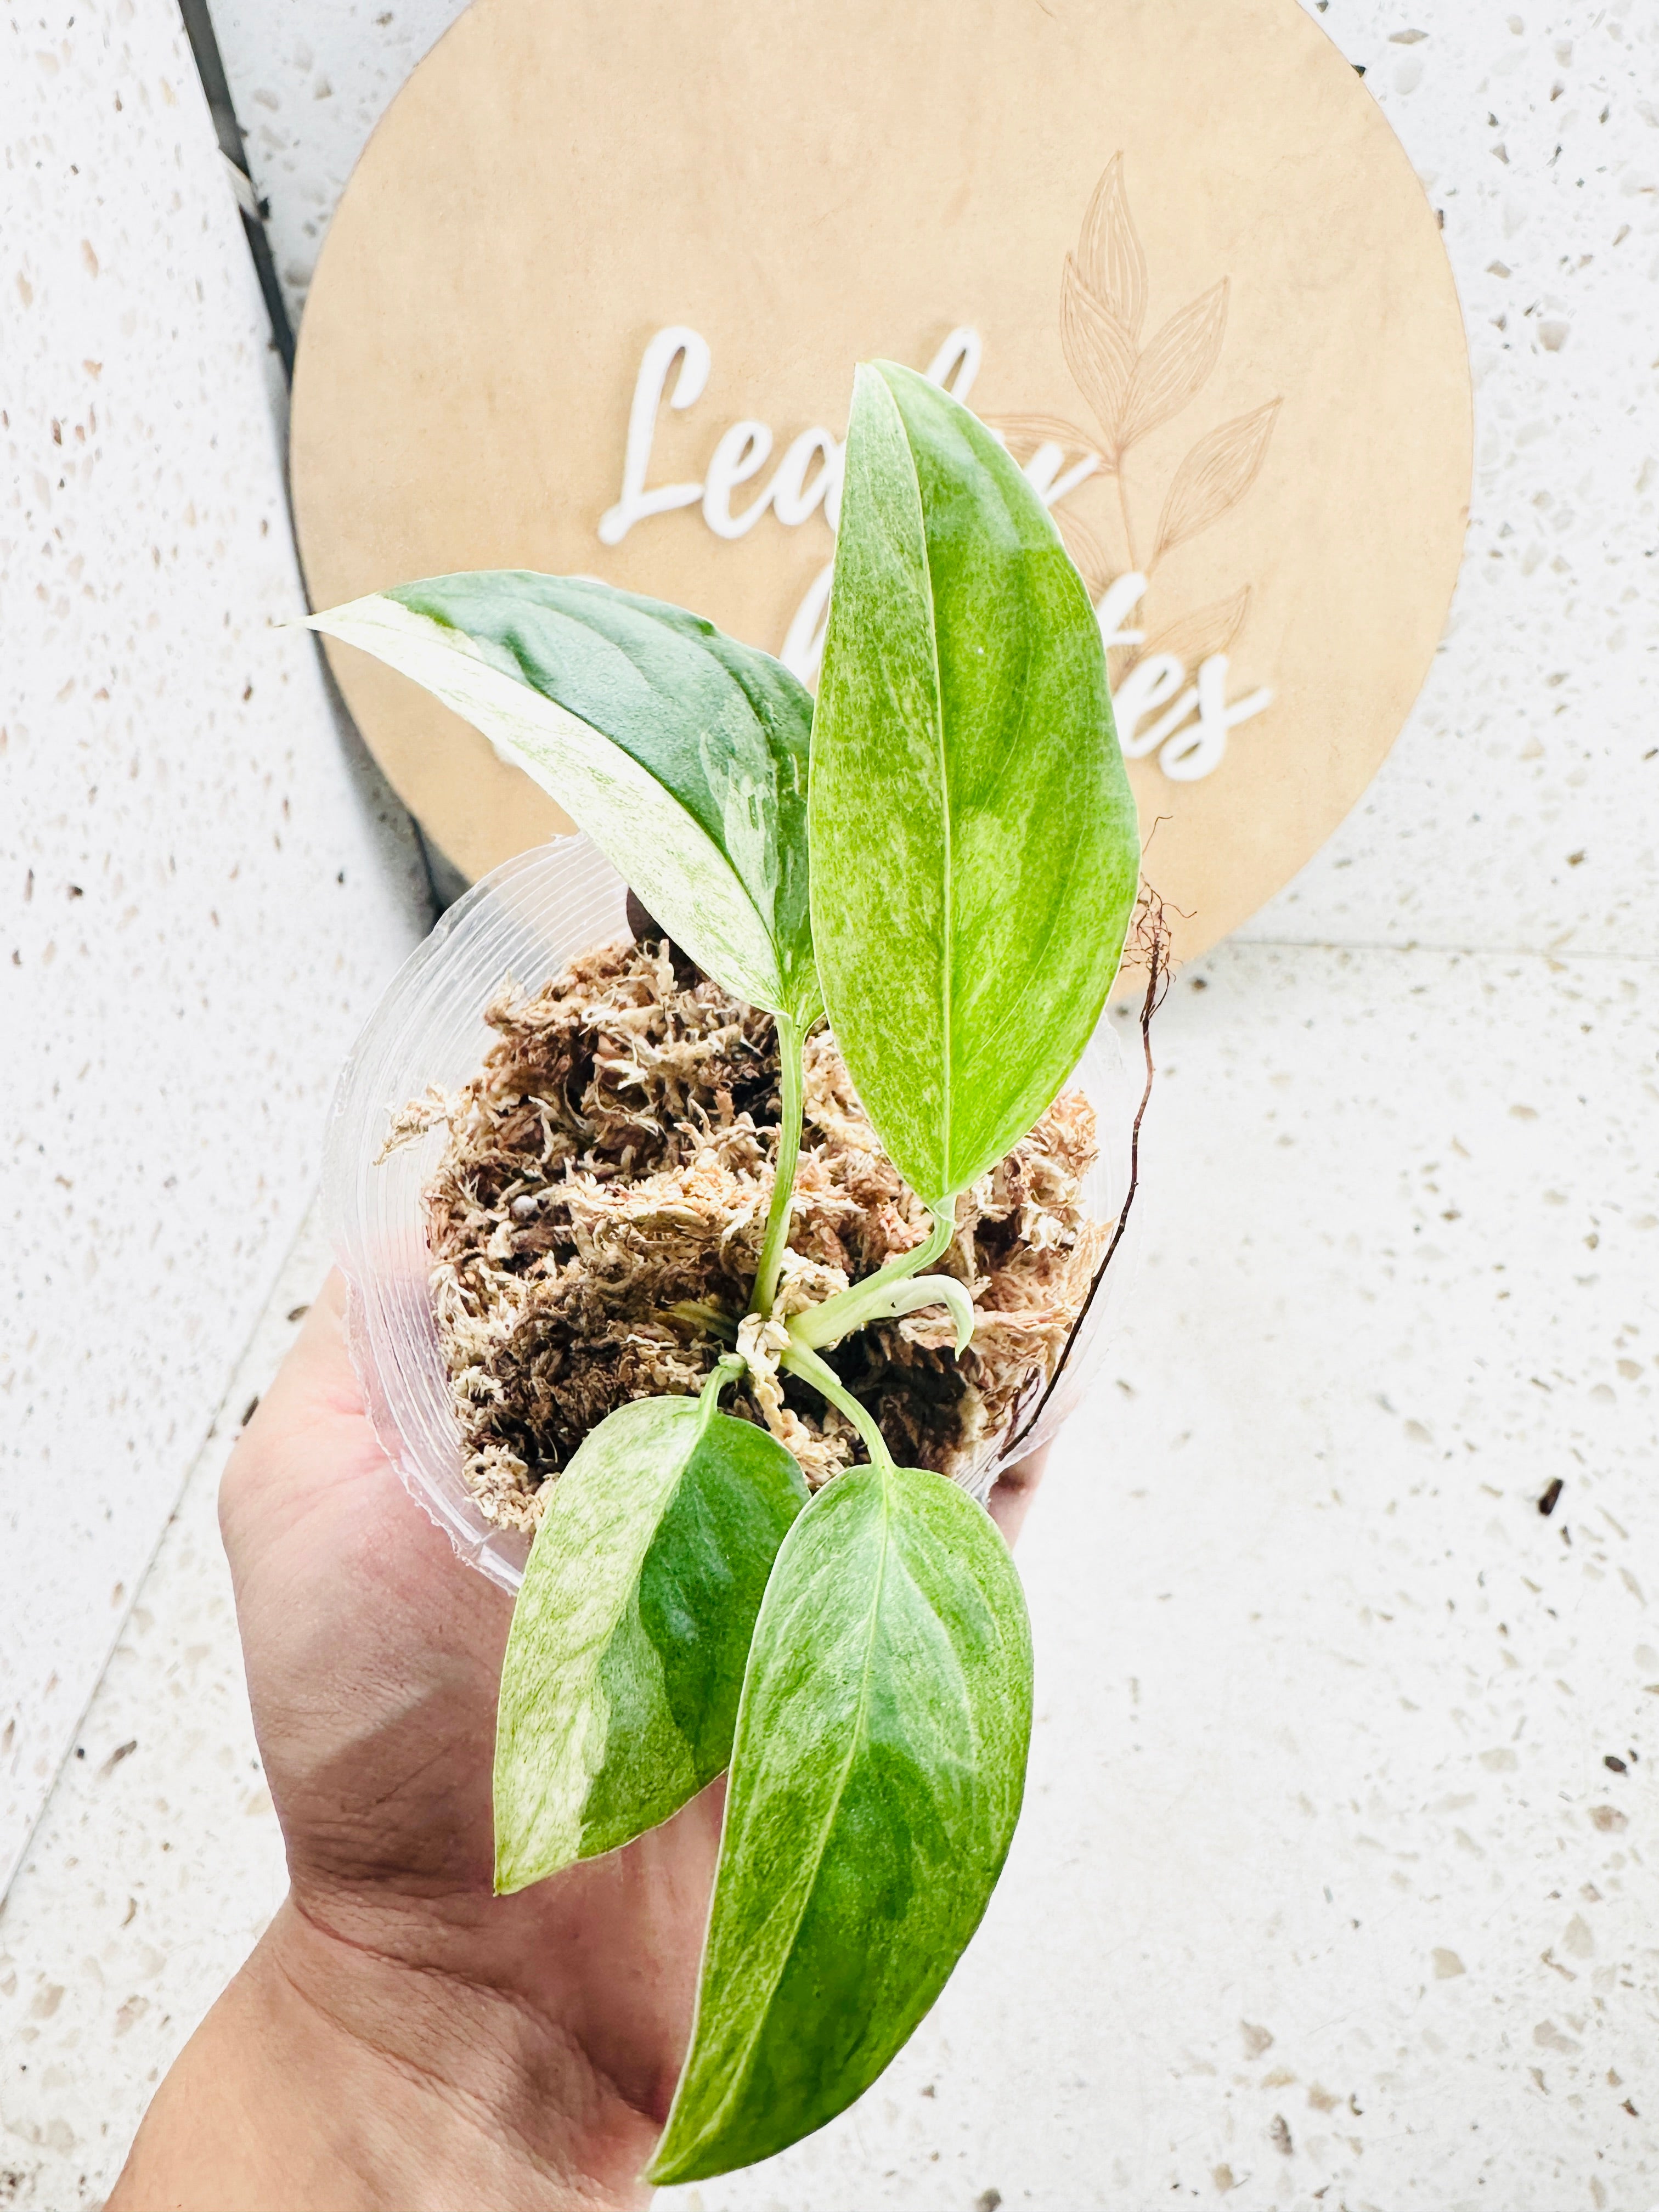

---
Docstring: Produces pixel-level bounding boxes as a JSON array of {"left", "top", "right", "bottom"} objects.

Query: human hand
[{"left": 110, "top": 1268, "right": 1046, "bottom": 2209}]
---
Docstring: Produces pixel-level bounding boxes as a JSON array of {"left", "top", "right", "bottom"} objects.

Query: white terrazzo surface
[
  {"left": 1, "top": 0, "right": 429, "bottom": 1898},
  {"left": 3, "top": 1, "right": 1658, "bottom": 2207},
  {"left": 0, "top": 1218, "right": 308, "bottom": 2204}
]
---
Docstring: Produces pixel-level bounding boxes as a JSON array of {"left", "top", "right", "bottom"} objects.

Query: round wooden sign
[{"left": 290, "top": 0, "right": 1470, "bottom": 963}]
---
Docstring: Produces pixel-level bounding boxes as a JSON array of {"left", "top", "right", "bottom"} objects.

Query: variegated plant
[{"left": 308, "top": 363, "right": 1141, "bottom": 2184}]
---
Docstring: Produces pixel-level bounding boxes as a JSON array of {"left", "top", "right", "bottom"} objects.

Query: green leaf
[
  {"left": 646, "top": 1460, "right": 1032, "bottom": 2183},
  {"left": 809, "top": 362, "right": 1141, "bottom": 1204},
  {"left": 493, "top": 1393, "right": 809, "bottom": 1891},
  {"left": 307, "top": 573, "right": 820, "bottom": 1023}
]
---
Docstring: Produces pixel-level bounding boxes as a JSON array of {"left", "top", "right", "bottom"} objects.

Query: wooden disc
[{"left": 290, "top": 0, "right": 1470, "bottom": 963}]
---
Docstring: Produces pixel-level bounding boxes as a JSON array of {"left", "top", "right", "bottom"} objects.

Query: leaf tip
[
  {"left": 300, "top": 600, "right": 354, "bottom": 642},
  {"left": 490, "top": 1822, "right": 551, "bottom": 1897},
  {"left": 640, "top": 2117, "right": 702, "bottom": 2188},
  {"left": 641, "top": 2118, "right": 728, "bottom": 2191}
]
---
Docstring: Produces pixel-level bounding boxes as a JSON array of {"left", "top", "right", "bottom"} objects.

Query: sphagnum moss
[{"left": 391, "top": 924, "right": 1109, "bottom": 1532}]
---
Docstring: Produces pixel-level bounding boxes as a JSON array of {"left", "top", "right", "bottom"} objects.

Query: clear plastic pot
[{"left": 324, "top": 835, "right": 1141, "bottom": 1594}]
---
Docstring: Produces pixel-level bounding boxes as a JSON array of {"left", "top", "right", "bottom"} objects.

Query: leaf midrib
[
  {"left": 916, "top": 445, "right": 951, "bottom": 1194},
  {"left": 493, "top": 613, "right": 783, "bottom": 972},
  {"left": 697, "top": 1468, "right": 896, "bottom": 2150},
  {"left": 371, "top": 600, "right": 787, "bottom": 1008},
  {"left": 499, "top": 1405, "right": 693, "bottom": 1882}
]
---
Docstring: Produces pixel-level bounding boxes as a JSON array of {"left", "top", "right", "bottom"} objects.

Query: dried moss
[{"left": 393, "top": 935, "right": 1107, "bottom": 1532}]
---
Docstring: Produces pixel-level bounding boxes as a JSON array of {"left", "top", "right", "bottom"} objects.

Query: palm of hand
[{"left": 221, "top": 1273, "right": 719, "bottom": 2135}]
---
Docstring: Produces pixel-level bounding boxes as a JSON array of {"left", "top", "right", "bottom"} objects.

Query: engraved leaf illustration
[
  {"left": 982, "top": 411, "right": 1104, "bottom": 460},
  {"left": 1119, "top": 280, "right": 1229, "bottom": 452},
  {"left": 1154, "top": 399, "right": 1282, "bottom": 565},
  {"left": 1060, "top": 255, "right": 1137, "bottom": 459},
  {"left": 1077, "top": 153, "right": 1147, "bottom": 343},
  {"left": 1138, "top": 585, "right": 1252, "bottom": 672},
  {"left": 1054, "top": 507, "right": 1113, "bottom": 603}
]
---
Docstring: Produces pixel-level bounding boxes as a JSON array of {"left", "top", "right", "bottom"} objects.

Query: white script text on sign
[{"left": 597, "top": 326, "right": 1274, "bottom": 785}]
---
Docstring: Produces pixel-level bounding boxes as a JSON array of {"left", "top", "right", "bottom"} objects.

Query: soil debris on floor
[{"left": 387, "top": 934, "right": 1109, "bottom": 1532}]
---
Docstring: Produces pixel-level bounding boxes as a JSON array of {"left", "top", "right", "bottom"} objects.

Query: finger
[
  {"left": 219, "top": 1267, "right": 379, "bottom": 1551},
  {"left": 986, "top": 1446, "right": 1049, "bottom": 1545},
  {"left": 260, "top": 1267, "right": 357, "bottom": 1419}
]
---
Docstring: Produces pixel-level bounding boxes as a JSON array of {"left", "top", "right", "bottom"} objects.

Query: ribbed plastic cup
[{"left": 323, "top": 834, "right": 1140, "bottom": 1593}]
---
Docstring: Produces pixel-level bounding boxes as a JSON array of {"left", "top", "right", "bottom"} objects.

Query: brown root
[{"left": 1005, "top": 884, "right": 1174, "bottom": 1459}]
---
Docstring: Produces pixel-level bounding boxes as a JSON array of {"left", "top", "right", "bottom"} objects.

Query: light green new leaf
[
  {"left": 494, "top": 1393, "right": 809, "bottom": 1892},
  {"left": 810, "top": 362, "right": 1141, "bottom": 1204},
  {"left": 792, "top": 1270, "right": 974, "bottom": 1355},
  {"left": 646, "top": 1460, "right": 1032, "bottom": 2183},
  {"left": 308, "top": 572, "right": 820, "bottom": 1023}
]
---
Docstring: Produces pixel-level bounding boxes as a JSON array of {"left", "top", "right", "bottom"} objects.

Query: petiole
[
  {"left": 749, "top": 1011, "right": 805, "bottom": 1319},
  {"left": 785, "top": 1200, "right": 956, "bottom": 1351},
  {"left": 779, "top": 1340, "right": 895, "bottom": 1473}
]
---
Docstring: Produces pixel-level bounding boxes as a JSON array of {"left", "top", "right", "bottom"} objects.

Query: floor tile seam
[
  {"left": 0, "top": 1197, "right": 320, "bottom": 1910},
  {"left": 1221, "top": 938, "right": 1659, "bottom": 967}
]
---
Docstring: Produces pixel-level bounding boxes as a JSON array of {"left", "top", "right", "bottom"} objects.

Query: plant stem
[
  {"left": 787, "top": 1200, "right": 955, "bottom": 1351},
  {"left": 750, "top": 1011, "right": 804, "bottom": 1318},
  {"left": 780, "top": 1341, "right": 895, "bottom": 1473},
  {"left": 697, "top": 1352, "right": 747, "bottom": 1427}
]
